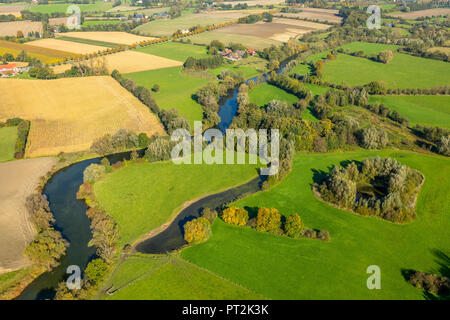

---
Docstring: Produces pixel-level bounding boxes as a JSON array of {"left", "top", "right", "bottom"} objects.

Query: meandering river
[{"left": 18, "top": 59, "right": 291, "bottom": 299}]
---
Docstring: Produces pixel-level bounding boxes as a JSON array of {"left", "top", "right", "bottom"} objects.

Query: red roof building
[{"left": 0, "top": 63, "right": 18, "bottom": 77}]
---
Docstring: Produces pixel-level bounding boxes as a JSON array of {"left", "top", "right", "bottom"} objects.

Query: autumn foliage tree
[
  {"left": 256, "top": 207, "right": 282, "bottom": 233},
  {"left": 184, "top": 217, "right": 211, "bottom": 244},
  {"left": 284, "top": 214, "right": 304, "bottom": 238},
  {"left": 221, "top": 207, "right": 249, "bottom": 226}
]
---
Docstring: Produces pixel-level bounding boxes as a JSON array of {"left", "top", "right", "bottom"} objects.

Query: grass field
[
  {"left": 135, "top": 41, "right": 208, "bottom": 62},
  {"left": 187, "top": 31, "right": 280, "bottom": 50},
  {"left": 29, "top": 1, "right": 113, "bottom": 13},
  {"left": 249, "top": 83, "right": 298, "bottom": 106},
  {"left": 93, "top": 158, "right": 259, "bottom": 246},
  {"left": 369, "top": 95, "right": 450, "bottom": 129},
  {"left": 0, "top": 126, "right": 17, "bottom": 163},
  {"left": 101, "top": 255, "right": 264, "bottom": 300},
  {"left": 181, "top": 150, "right": 450, "bottom": 299},
  {"left": 322, "top": 53, "right": 450, "bottom": 88},
  {"left": 124, "top": 66, "right": 210, "bottom": 127},
  {"left": 82, "top": 20, "right": 122, "bottom": 26},
  {"left": 337, "top": 42, "right": 399, "bottom": 55},
  {"left": 0, "top": 40, "right": 74, "bottom": 64},
  {"left": 0, "top": 77, "right": 165, "bottom": 157},
  {"left": 210, "top": 56, "right": 267, "bottom": 79},
  {"left": 274, "top": 8, "right": 342, "bottom": 23}
]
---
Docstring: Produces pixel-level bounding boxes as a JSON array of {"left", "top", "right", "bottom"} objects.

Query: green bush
[
  {"left": 184, "top": 217, "right": 211, "bottom": 244},
  {"left": 221, "top": 207, "right": 249, "bottom": 226},
  {"left": 284, "top": 213, "right": 304, "bottom": 238}
]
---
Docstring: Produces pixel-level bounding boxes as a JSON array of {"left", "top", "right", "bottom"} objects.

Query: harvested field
[
  {"left": 221, "top": 0, "right": 285, "bottom": 5},
  {"left": 0, "top": 40, "right": 75, "bottom": 64},
  {"left": 55, "top": 31, "right": 156, "bottom": 46},
  {"left": 26, "top": 38, "right": 105, "bottom": 55},
  {"left": 52, "top": 50, "right": 182, "bottom": 74},
  {"left": 275, "top": 8, "right": 342, "bottom": 23},
  {"left": 48, "top": 17, "right": 68, "bottom": 27},
  {"left": 214, "top": 18, "right": 330, "bottom": 42},
  {"left": 0, "top": 76, "right": 166, "bottom": 157},
  {"left": 390, "top": 8, "right": 450, "bottom": 19},
  {"left": 0, "top": 21, "right": 43, "bottom": 37},
  {"left": 0, "top": 157, "right": 58, "bottom": 274},
  {"left": 0, "top": 5, "right": 24, "bottom": 17}
]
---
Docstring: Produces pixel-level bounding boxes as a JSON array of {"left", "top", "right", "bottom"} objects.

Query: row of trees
[
  {"left": 0, "top": 118, "right": 30, "bottom": 159},
  {"left": 317, "top": 157, "right": 424, "bottom": 223},
  {"left": 183, "top": 55, "right": 223, "bottom": 70},
  {"left": 414, "top": 124, "right": 450, "bottom": 156}
]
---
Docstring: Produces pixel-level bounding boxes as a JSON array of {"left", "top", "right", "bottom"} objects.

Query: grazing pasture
[
  {"left": 389, "top": 8, "right": 450, "bottom": 19},
  {"left": 369, "top": 95, "right": 450, "bottom": 129},
  {"left": 322, "top": 53, "right": 450, "bottom": 88},
  {"left": 93, "top": 157, "right": 259, "bottom": 246},
  {"left": 182, "top": 151, "right": 450, "bottom": 299},
  {"left": 275, "top": 8, "right": 342, "bottom": 23},
  {"left": 0, "top": 21, "right": 43, "bottom": 37},
  {"left": 0, "top": 77, "right": 165, "bottom": 157},
  {"left": 101, "top": 255, "right": 264, "bottom": 300},
  {"left": 0, "top": 157, "right": 58, "bottom": 274},
  {"left": 125, "top": 66, "right": 210, "bottom": 126},
  {"left": 0, "top": 126, "right": 17, "bottom": 163},
  {"left": 135, "top": 41, "right": 208, "bottom": 62},
  {"left": 56, "top": 32, "right": 156, "bottom": 46},
  {"left": 249, "top": 83, "right": 298, "bottom": 107},
  {"left": 26, "top": 38, "right": 105, "bottom": 55},
  {"left": 0, "top": 40, "right": 75, "bottom": 64}
]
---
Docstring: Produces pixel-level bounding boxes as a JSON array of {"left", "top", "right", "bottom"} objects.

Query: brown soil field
[
  {"left": 26, "top": 38, "right": 105, "bottom": 55},
  {"left": 215, "top": 18, "right": 330, "bottom": 42},
  {"left": 275, "top": 8, "right": 342, "bottom": 23},
  {"left": 0, "top": 157, "right": 58, "bottom": 274},
  {"left": 0, "top": 76, "right": 166, "bottom": 157},
  {"left": 390, "top": 8, "right": 450, "bottom": 19},
  {"left": 56, "top": 31, "right": 157, "bottom": 46},
  {"left": 0, "top": 5, "right": 24, "bottom": 18},
  {"left": 0, "top": 21, "right": 43, "bottom": 37},
  {"left": 52, "top": 50, "right": 182, "bottom": 74}
]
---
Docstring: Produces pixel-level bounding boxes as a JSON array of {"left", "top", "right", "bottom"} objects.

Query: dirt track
[{"left": 0, "top": 157, "right": 58, "bottom": 274}]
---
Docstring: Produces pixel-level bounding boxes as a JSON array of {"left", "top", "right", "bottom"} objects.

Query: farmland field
[
  {"left": 133, "top": 10, "right": 264, "bottom": 37},
  {"left": 124, "top": 66, "right": 210, "bottom": 127},
  {"left": 275, "top": 8, "right": 342, "bottom": 23},
  {"left": 337, "top": 42, "right": 399, "bottom": 55},
  {"left": 135, "top": 41, "right": 208, "bottom": 62},
  {"left": 93, "top": 157, "right": 259, "bottom": 246},
  {"left": 0, "top": 157, "right": 58, "bottom": 274},
  {"left": 249, "top": 83, "right": 298, "bottom": 107},
  {"left": 0, "top": 40, "right": 75, "bottom": 64},
  {"left": 101, "top": 255, "right": 264, "bottom": 300},
  {"left": 321, "top": 53, "right": 450, "bottom": 88},
  {"left": 81, "top": 20, "right": 122, "bottom": 26},
  {"left": 0, "top": 77, "right": 165, "bottom": 157},
  {"left": 369, "top": 95, "right": 450, "bottom": 129},
  {"left": 0, "top": 126, "right": 17, "bottom": 163},
  {"left": 55, "top": 36, "right": 119, "bottom": 48},
  {"left": 56, "top": 32, "right": 156, "bottom": 46},
  {"left": 29, "top": 1, "right": 113, "bottom": 14},
  {"left": 26, "top": 38, "right": 105, "bottom": 55},
  {"left": 187, "top": 31, "right": 280, "bottom": 50},
  {"left": 389, "top": 8, "right": 450, "bottom": 19},
  {"left": 209, "top": 56, "right": 268, "bottom": 79},
  {"left": 181, "top": 151, "right": 450, "bottom": 299},
  {"left": 0, "top": 21, "right": 43, "bottom": 37}
]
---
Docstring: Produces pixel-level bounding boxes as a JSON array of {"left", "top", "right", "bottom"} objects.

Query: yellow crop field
[
  {"left": 0, "top": 76, "right": 166, "bottom": 157},
  {"left": 0, "top": 40, "right": 76, "bottom": 64},
  {"left": 26, "top": 38, "right": 105, "bottom": 55},
  {"left": 0, "top": 21, "right": 43, "bottom": 37},
  {"left": 56, "top": 31, "right": 157, "bottom": 45},
  {"left": 52, "top": 50, "right": 183, "bottom": 74}
]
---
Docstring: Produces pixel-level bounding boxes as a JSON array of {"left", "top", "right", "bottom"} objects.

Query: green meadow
[
  {"left": 0, "top": 126, "right": 17, "bottom": 162},
  {"left": 135, "top": 42, "right": 208, "bottom": 62},
  {"left": 369, "top": 95, "right": 450, "bottom": 129},
  {"left": 81, "top": 20, "right": 122, "bottom": 27},
  {"left": 124, "top": 66, "right": 211, "bottom": 128},
  {"left": 249, "top": 83, "right": 298, "bottom": 106},
  {"left": 181, "top": 151, "right": 450, "bottom": 299},
  {"left": 337, "top": 42, "right": 399, "bottom": 55},
  {"left": 94, "top": 158, "right": 258, "bottom": 246},
  {"left": 101, "top": 255, "right": 264, "bottom": 300},
  {"left": 322, "top": 53, "right": 450, "bottom": 88},
  {"left": 29, "top": 1, "right": 113, "bottom": 13}
]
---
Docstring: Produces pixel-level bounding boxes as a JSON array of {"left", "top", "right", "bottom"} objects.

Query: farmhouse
[
  {"left": 0, "top": 63, "right": 18, "bottom": 77},
  {"left": 220, "top": 48, "right": 256, "bottom": 61}
]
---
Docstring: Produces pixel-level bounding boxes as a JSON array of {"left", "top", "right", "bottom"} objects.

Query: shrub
[
  {"left": 284, "top": 213, "right": 304, "bottom": 238},
  {"left": 138, "top": 132, "right": 150, "bottom": 148},
  {"left": 84, "top": 258, "right": 109, "bottom": 285},
  {"left": 202, "top": 208, "right": 218, "bottom": 224},
  {"left": 14, "top": 119, "right": 30, "bottom": 159},
  {"left": 145, "top": 137, "right": 175, "bottom": 161},
  {"left": 83, "top": 163, "right": 106, "bottom": 184},
  {"left": 184, "top": 217, "right": 211, "bottom": 244},
  {"left": 221, "top": 207, "right": 249, "bottom": 226},
  {"left": 26, "top": 194, "right": 54, "bottom": 231},
  {"left": 360, "top": 126, "right": 388, "bottom": 149},
  {"left": 256, "top": 207, "right": 282, "bottom": 233}
]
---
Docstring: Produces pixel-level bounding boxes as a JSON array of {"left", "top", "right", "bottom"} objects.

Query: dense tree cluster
[
  {"left": 183, "top": 217, "right": 211, "bottom": 244},
  {"left": 409, "top": 271, "right": 450, "bottom": 298},
  {"left": 145, "top": 136, "right": 177, "bottom": 162},
  {"left": 414, "top": 124, "right": 450, "bottom": 156},
  {"left": 183, "top": 55, "right": 224, "bottom": 70},
  {"left": 90, "top": 128, "right": 141, "bottom": 155},
  {"left": 317, "top": 157, "right": 424, "bottom": 223},
  {"left": 24, "top": 194, "right": 68, "bottom": 271}
]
